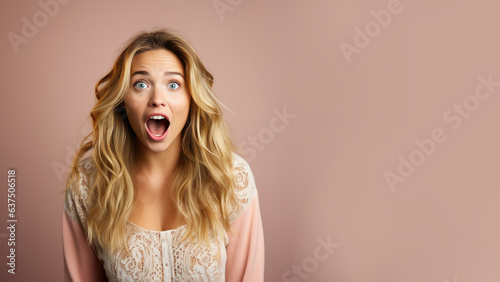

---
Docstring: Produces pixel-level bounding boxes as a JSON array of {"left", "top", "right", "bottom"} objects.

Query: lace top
[{"left": 62, "top": 153, "right": 265, "bottom": 282}]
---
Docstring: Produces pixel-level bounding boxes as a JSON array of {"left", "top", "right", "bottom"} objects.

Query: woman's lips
[{"left": 145, "top": 114, "right": 170, "bottom": 141}]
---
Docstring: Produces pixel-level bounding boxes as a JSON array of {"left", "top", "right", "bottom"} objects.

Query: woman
[{"left": 61, "top": 29, "right": 264, "bottom": 281}]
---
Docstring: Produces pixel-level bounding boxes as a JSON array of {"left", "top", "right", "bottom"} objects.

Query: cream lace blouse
[{"left": 62, "top": 154, "right": 264, "bottom": 281}]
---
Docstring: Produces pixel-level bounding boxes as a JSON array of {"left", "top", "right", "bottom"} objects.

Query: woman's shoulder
[
  {"left": 231, "top": 153, "right": 256, "bottom": 193},
  {"left": 230, "top": 153, "right": 258, "bottom": 223},
  {"left": 63, "top": 156, "right": 96, "bottom": 224}
]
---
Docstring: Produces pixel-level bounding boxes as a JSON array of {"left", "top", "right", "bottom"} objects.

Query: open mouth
[{"left": 146, "top": 115, "right": 170, "bottom": 139}]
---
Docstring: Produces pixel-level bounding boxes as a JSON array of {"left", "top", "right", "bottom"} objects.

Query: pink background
[{"left": 1, "top": 0, "right": 500, "bottom": 281}]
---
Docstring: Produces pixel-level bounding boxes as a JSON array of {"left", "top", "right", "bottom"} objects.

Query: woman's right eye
[{"left": 134, "top": 81, "right": 148, "bottom": 90}]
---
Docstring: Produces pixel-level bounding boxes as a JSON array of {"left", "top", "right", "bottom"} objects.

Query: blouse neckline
[{"left": 128, "top": 220, "right": 187, "bottom": 233}]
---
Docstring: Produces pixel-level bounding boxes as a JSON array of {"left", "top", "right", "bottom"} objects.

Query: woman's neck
[{"left": 134, "top": 136, "right": 182, "bottom": 183}]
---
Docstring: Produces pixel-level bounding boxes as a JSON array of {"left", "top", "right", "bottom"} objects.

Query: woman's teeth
[{"left": 150, "top": 115, "right": 165, "bottom": 120}]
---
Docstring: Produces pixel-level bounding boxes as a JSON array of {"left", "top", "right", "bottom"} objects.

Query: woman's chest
[
  {"left": 98, "top": 225, "right": 228, "bottom": 282},
  {"left": 128, "top": 185, "right": 186, "bottom": 232}
]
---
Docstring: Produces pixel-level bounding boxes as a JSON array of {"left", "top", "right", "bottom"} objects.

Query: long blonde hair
[{"left": 64, "top": 29, "right": 237, "bottom": 255}]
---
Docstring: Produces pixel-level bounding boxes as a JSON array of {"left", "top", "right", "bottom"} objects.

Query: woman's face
[{"left": 124, "top": 49, "right": 190, "bottom": 154}]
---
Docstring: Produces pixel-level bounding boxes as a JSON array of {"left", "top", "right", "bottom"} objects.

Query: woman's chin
[{"left": 145, "top": 142, "right": 171, "bottom": 153}]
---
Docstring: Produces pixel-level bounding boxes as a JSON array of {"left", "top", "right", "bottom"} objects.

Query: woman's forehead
[{"left": 131, "top": 49, "right": 184, "bottom": 75}]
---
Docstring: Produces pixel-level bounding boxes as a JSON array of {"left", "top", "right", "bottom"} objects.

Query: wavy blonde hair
[{"left": 64, "top": 29, "right": 237, "bottom": 255}]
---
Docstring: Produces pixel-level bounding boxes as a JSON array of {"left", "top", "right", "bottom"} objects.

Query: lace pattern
[{"left": 63, "top": 153, "right": 257, "bottom": 281}]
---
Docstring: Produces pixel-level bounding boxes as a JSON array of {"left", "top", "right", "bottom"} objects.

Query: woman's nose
[{"left": 148, "top": 86, "right": 166, "bottom": 107}]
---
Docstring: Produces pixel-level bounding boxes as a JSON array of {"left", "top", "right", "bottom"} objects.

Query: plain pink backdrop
[{"left": 1, "top": 0, "right": 500, "bottom": 281}]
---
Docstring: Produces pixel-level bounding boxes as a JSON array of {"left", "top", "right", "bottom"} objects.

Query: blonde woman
[{"left": 61, "top": 29, "right": 264, "bottom": 281}]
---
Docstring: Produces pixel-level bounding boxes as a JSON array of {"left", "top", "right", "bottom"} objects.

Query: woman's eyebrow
[{"left": 131, "top": 70, "right": 185, "bottom": 78}]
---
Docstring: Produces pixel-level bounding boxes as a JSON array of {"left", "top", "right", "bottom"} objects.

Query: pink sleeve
[
  {"left": 225, "top": 194, "right": 265, "bottom": 282},
  {"left": 62, "top": 209, "right": 107, "bottom": 282}
]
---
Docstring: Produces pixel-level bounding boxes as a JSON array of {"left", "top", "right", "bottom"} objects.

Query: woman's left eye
[{"left": 167, "top": 82, "right": 180, "bottom": 90}]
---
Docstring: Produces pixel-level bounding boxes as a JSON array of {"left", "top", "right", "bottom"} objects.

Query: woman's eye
[
  {"left": 134, "top": 81, "right": 148, "bottom": 90},
  {"left": 167, "top": 82, "right": 180, "bottom": 90}
]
